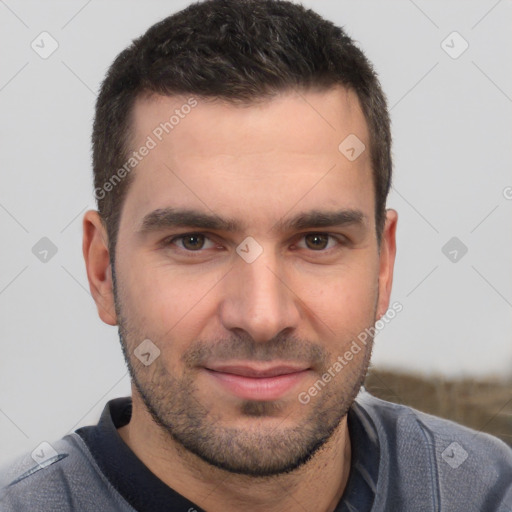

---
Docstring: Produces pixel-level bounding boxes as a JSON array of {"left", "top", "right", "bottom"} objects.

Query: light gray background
[{"left": 1, "top": 0, "right": 511, "bottom": 462}]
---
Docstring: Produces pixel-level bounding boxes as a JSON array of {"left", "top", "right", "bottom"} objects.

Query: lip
[{"left": 203, "top": 363, "right": 311, "bottom": 401}]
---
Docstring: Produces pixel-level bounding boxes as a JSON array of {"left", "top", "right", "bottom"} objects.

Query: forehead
[
  {"left": 131, "top": 86, "right": 369, "bottom": 160},
  {"left": 119, "top": 86, "right": 373, "bottom": 235}
]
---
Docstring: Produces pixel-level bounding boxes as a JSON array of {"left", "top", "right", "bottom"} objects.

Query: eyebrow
[{"left": 137, "top": 207, "right": 366, "bottom": 236}]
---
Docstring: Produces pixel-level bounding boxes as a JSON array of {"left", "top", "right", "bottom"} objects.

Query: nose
[{"left": 218, "top": 244, "right": 302, "bottom": 344}]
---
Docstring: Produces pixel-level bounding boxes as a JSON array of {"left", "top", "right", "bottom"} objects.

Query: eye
[
  {"left": 163, "top": 232, "right": 345, "bottom": 256},
  {"left": 295, "top": 233, "right": 343, "bottom": 251},
  {"left": 168, "top": 233, "right": 217, "bottom": 251}
]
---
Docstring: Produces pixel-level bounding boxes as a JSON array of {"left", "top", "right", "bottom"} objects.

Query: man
[{"left": 1, "top": 0, "right": 511, "bottom": 510}]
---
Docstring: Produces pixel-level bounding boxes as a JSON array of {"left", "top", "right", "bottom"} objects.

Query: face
[{"left": 90, "top": 86, "right": 396, "bottom": 477}]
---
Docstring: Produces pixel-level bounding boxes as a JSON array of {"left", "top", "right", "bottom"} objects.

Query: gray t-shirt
[{"left": 1, "top": 388, "right": 511, "bottom": 511}]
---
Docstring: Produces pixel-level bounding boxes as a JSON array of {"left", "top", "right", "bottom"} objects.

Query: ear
[
  {"left": 376, "top": 209, "right": 398, "bottom": 320},
  {"left": 82, "top": 210, "right": 117, "bottom": 326}
]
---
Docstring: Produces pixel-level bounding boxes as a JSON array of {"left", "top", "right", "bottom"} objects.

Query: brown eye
[
  {"left": 304, "top": 233, "right": 330, "bottom": 250},
  {"left": 170, "top": 233, "right": 216, "bottom": 251},
  {"left": 181, "top": 234, "right": 205, "bottom": 250}
]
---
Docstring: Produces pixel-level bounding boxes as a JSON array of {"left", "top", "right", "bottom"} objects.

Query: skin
[{"left": 83, "top": 85, "right": 397, "bottom": 512}]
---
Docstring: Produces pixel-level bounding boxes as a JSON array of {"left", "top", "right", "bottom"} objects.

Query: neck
[{"left": 117, "top": 390, "right": 352, "bottom": 512}]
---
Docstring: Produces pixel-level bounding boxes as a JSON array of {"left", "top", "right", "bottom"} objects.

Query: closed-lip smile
[{"left": 203, "top": 362, "right": 311, "bottom": 400}]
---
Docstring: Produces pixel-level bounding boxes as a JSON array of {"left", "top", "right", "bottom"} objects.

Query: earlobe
[
  {"left": 376, "top": 209, "right": 398, "bottom": 320},
  {"left": 82, "top": 210, "right": 118, "bottom": 326}
]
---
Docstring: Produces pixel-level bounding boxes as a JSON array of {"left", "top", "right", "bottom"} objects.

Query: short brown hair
[{"left": 92, "top": 0, "right": 392, "bottom": 260}]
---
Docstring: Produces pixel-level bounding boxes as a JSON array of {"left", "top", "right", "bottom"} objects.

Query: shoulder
[
  {"left": 354, "top": 389, "right": 512, "bottom": 509},
  {"left": 356, "top": 388, "right": 512, "bottom": 460},
  {"left": 0, "top": 434, "right": 134, "bottom": 512}
]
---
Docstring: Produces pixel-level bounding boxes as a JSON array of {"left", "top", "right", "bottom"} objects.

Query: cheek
[
  {"left": 295, "top": 257, "right": 379, "bottom": 338},
  {"left": 120, "top": 258, "right": 221, "bottom": 338}
]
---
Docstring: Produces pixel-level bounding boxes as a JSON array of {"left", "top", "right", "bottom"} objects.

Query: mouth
[{"left": 203, "top": 363, "right": 311, "bottom": 401}]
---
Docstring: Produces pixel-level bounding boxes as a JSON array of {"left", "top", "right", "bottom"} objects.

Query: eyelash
[{"left": 163, "top": 232, "right": 347, "bottom": 256}]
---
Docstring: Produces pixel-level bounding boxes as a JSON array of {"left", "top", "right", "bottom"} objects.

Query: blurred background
[{"left": 1, "top": 0, "right": 511, "bottom": 462}]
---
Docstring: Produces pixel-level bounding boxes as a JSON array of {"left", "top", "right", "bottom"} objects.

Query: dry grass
[{"left": 364, "top": 368, "right": 512, "bottom": 447}]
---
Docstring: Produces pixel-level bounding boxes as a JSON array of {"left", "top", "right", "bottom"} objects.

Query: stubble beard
[{"left": 112, "top": 265, "right": 375, "bottom": 477}]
